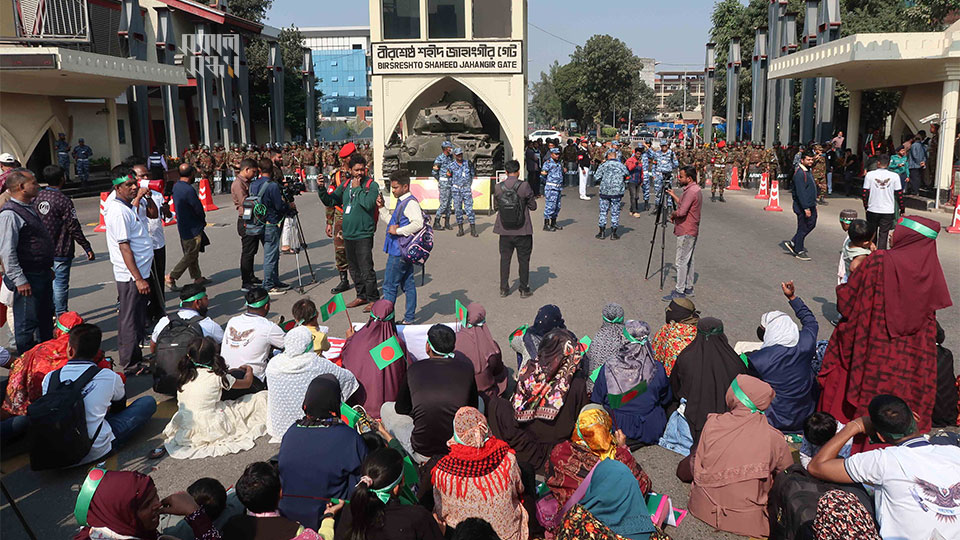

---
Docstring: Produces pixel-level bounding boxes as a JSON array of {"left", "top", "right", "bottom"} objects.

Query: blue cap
[
  {"left": 453, "top": 147, "right": 463, "bottom": 155},
  {"left": 611, "top": 140, "right": 620, "bottom": 146},
  {"left": 441, "top": 141, "right": 453, "bottom": 148},
  {"left": 550, "top": 147, "right": 560, "bottom": 154}
]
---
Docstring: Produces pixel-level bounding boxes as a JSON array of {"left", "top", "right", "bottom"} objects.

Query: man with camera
[
  {"left": 663, "top": 165, "right": 702, "bottom": 302},
  {"left": 250, "top": 158, "right": 293, "bottom": 295}
]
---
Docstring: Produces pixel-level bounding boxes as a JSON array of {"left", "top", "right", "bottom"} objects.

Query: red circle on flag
[
  {"left": 88, "top": 468, "right": 105, "bottom": 481},
  {"left": 379, "top": 346, "right": 395, "bottom": 361},
  {"left": 327, "top": 302, "right": 337, "bottom": 315},
  {"left": 458, "top": 308, "right": 464, "bottom": 320}
]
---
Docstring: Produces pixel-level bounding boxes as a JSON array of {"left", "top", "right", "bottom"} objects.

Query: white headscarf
[{"left": 760, "top": 311, "right": 800, "bottom": 348}]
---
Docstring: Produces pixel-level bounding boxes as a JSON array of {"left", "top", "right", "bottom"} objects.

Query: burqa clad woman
[{"left": 340, "top": 300, "right": 409, "bottom": 419}]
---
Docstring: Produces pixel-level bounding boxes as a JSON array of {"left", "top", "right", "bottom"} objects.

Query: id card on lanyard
[{"left": 344, "top": 184, "right": 358, "bottom": 215}]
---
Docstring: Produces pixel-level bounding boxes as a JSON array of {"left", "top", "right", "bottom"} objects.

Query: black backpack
[
  {"left": 26, "top": 365, "right": 102, "bottom": 470},
  {"left": 768, "top": 464, "right": 875, "bottom": 540},
  {"left": 496, "top": 179, "right": 526, "bottom": 230},
  {"left": 153, "top": 314, "right": 204, "bottom": 395}
]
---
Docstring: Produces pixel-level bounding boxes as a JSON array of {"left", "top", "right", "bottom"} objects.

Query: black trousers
[
  {"left": 866, "top": 210, "right": 895, "bottom": 250},
  {"left": 345, "top": 236, "right": 379, "bottom": 301},
  {"left": 527, "top": 169, "right": 541, "bottom": 196},
  {"left": 627, "top": 183, "right": 640, "bottom": 213},
  {"left": 221, "top": 375, "right": 266, "bottom": 401},
  {"left": 147, "top": 247, "right": 166, "bottom": 321},
  {"left": 117, "top": 279, "right": 148, "bottom": 370},
  {"left": 499, "top": 234, "right": 533, "bottom": 291},
  {"left": 237, "top": 217, "right": 261, "bottom": 285},
  {"left": 907, "top": 168, "right": 923, "bottom": 195}
]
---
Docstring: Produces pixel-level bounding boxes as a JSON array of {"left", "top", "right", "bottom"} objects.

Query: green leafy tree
[
  {"left": 226, "top": 0, "right": 274, "bottom": 25},
  {"left": 569, "top": 35, "right": 646, "bottom": 130},
  {"left": 246, "top": 26, "right": 318, "bottom": 140},
  {"left": 530, "top": 62, "right": 562, "bottom": 126},
  {"left": 664, "top": 89, "right": 691, "bottom": 112}
]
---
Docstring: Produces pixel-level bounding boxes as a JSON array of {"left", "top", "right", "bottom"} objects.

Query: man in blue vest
[
  {"left": 377, "top": 171, "right": 423, "bottom": 324},
  {"left": 0, "top": 169, "right": 55, "bottom": 353}
]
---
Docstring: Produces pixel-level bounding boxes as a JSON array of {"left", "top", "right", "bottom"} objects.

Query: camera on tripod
[{"left": 280, "top": 178, "right": 306, "bottom": 203}]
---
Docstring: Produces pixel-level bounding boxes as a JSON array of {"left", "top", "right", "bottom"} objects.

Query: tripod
[
  {"left": 644, "top": 176, "right": 673, "bottom": 290},
  {"left": 288, "top": 212, "right": 317, "bottom": 293}
]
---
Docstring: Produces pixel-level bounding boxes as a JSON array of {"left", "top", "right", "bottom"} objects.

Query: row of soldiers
[{"left": 178, "top": 140, "right": 374, "bottom": 182}]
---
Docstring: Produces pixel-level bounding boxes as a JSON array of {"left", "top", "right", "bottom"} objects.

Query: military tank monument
[{"left": 382, "top": 99, "right": 505, "bottom": 177}]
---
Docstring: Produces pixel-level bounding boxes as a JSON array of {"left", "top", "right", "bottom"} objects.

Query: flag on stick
[
  {"left": 340, "top": 403, "right": 360, "bottom": 427},
  {"left": 455, "top": 299, "right": 468, "bottom": 326},
  {"left": 578, "top": 335, "right": 592, "bottom": 355},
  {"left": 510, "top": 325, "right": 528, "bottom": 341},
  {"left": 370, "top": 335, "right": 403, "bottom": 370},
  {"left": 321, "top": 293, "right": 346, "bottom": 322}
]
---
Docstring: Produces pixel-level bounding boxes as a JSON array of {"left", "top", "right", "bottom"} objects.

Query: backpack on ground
[
  {"left": 395, "top": 196, "right": 434, "bottom": 284},
  {"left": 153, "top": 314, "right": 204, "bottom": 395},
  {"left": 767, "top": 464, "right": 875, "bottom": 540},
  {"left": 26, "top": 365, "right": 102, "bottom": 470},
  {"left": 496, "top": 179, "right": 526, "bottom": 230},
  {"left": 242, "top": 181, "right": 268, "bottom": 236}
]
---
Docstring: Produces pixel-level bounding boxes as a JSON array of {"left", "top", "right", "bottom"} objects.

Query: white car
[{"left": 529, "top": 129, "right": 563, "bottom": 143}]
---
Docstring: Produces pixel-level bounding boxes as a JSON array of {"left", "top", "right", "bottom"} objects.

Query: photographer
[
  {"left": 279, "top": 175, "right": 306, "bottom": 255},
  {"left": 250, "top": 158, "right": 293, "bottom": 295},
  {"left": 663, "top": 165, "right": 701, "bottom": 302}
]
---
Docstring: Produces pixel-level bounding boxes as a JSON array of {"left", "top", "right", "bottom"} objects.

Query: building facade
[
  {"left": 654, "top": 70, "right": 705, "bottom": 117},
  {"left": 301, "top": 26, "right": 372, "bottom": 120}
]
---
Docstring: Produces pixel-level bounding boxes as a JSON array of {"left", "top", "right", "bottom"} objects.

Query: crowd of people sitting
[{"left": 0, "top": 209, "right": 957, "bottom": 540}]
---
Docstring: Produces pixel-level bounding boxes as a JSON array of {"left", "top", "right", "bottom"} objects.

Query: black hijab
[
  {"left": 300, "top": 374, "right": 341, "bottom": 425},
  {"left": 669, "top": 317, "right": 748, "bottom": 441},
  {"left": 523, "top": 305, "right": 566, "bottom": 360}
]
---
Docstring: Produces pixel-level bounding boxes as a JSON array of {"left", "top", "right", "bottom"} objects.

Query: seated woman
[
  {"left": 745, "top": 281, "right": 818, "bottom": 434},
  {"left": 163, "top": 337, "right": 267, "bottom": 459},
  {"left": 592, "top": 320, "right": 671, "bottom": 447},
  {"left": 454, "top": 303, "right": 508, "bottom": 399},
  {"left": 291, "top": 298, "right": 331, "bottom": 356},
  {"left": 432, "top": 407, "right": 528, "bottom": 540},
  {"left": 547, "top": 405, "right": 651, "bottom": 507},
  {"left": 685, "top": 375, "right": 793, "bottom": 538},
  {"left": 487, "top": 328, "right": 588, "bottom": 472},
  {"left": 651, "top": 298, "right": 699, "bottom": 376},
  {"left": 335, "top": 447, "right": 445, "bottom": 540},
  {"left": 73, "top": 469, "right": 220, "bottom": 540},
  {"left": 278, "top": 375, "right": 367, "bottom": 531},
  {"left": 581, "top": 303, "right": 626, "bottom": 393},
  {"left": 340, "top": 300, "right": 409, "bottom": 419},
  {"left": 556, "top": 459, "right": 658, "bottom": 540},
  {"left": 265, "top": 326, "right": 358, "bottom": 442},
  {"left": 509, "top": 304, "right": 565, "bottom": 374},
  {"left": 668, "top": 317, "right": 747, "bottom": 447}
]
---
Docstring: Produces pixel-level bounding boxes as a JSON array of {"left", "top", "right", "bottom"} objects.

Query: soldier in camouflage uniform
[
  {"left": 212, "top": 143, "right": 226, "bottom": 192},
  {"left": 693, "top": 145, "right": 707, "bottom": 188},
  {"left": 812, "top": 143, "right": 827, "bottom": 204},
  {"left": 360, "top": 142, "right": 373, "bottom": 166},
  {"left": 280, "top": 143, "right": 295, "bottom": 179},
  {"left": 711, "top": 145, "right": 727, "bottom": 202},
  {"left": 319, "top": 143, "right": 355, "bottom": 294},
  {"left": 323, "top": 143, "right": 337, "bottom": 176},
  {"left": 195, "top": 145, "right": 213, "bottom": 182},
  {"left": 228, "top": 144, "right": 242, "bottom": 190},
  {"left": 764, "top": 146, "right": 779, "bottom": 189},
  {"left": 182, "top": 144, "right": 196, "bottom": 169},
  {"left": 243, "top": 144, "right": 260, "bottom": 164},
  {"left": 301, "top": 142, "right": 318, "bottom": 188}
]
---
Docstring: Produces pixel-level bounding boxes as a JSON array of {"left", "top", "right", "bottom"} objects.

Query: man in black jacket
[{"left": 785, "top": 151, "right": 818, "bottom": 261}]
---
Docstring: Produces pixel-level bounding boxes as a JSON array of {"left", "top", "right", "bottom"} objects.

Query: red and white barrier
[
  {"left": 728, "top": 166, "right": 741, "bottom": 191},
  {"left": 755, "top": 172, "right": 769, "bottom": 200},
  {"left": 94, "top": 192, "right": 108, "bottom": 232},
  {"left": 198, "top": 178, "right": 219, "bottom": 211},
  {"left": 764, "top": 180, "right": 784, "bottom": 212},
  {"left": 947, "top": 202, "right": 960, "bottom": 234}
]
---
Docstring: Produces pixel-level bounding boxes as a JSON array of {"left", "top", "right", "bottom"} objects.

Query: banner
[
  {"left": 386, "top": 177, "right": 493, "bottom": 214},
  {"left": 371, "top": 41, "right": 523, "bottom": 75}
]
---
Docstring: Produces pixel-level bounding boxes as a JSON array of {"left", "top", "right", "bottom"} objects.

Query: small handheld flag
[
  {"left": 578, "top": 335, "right": 592, "bottom": 354},
  {"left": 455, "top": 299, "right": 468, "bottom": 326},
  {"left": 370, "top": 335, "right": 403, "bottom": 370},
  {"left": 510, "top": 325, "right": 528, "bottom": 341},
  {"left": 607, "top": 380, "right": 647, "bottom": 409},
  {"left": 321, "top": 293, "right": 347, "bottom": 322},
  {"left": 589, "top": 364, "right": 602, "bottom": 383},
  {"left": 340, "top": 403, "right": 360, "bottom": 427}
]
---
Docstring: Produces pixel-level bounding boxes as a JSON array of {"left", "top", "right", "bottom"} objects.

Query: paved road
[{"left": 2, "top": 182, "right": 958, "bottom": 540}]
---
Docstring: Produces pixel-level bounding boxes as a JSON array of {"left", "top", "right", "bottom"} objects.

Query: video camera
[{"left": 280, "top": 175, "right": 306, "bottom": 203}]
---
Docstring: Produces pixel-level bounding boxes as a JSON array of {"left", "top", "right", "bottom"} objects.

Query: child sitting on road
[
  {"left": 836, "top": 209, "right": 858, "bottom": 285},
  {"left": 798, "top": 411, "right": 851, "bottom": 468},
  {"left": 842, "top": 219, "right": 875, "bottom": 281},
  {"left": 292, "top": 299, "right": 331, "bottom": 357}
]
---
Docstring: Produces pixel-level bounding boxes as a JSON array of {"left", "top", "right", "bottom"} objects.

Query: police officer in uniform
[
  {"left": 541, "top": 147, "right": 564, "bottom": 231},
  {"left": 55, "top": 133, "right": 71, "bottom": 182},
  {"left": 432, "top": 141, "right": 455, "bottom": 230},
  {"left": 447, "top": 147, "right": 478, "bottom": 238},
  {"left": 641, "top": 141, "right": 658, "bottom": 210},
  {"left": 72, "top": 138, "right": 93, "bottom": 185},
  {"left": 654, "top": 140, "right": 678, "bottom": 206}
]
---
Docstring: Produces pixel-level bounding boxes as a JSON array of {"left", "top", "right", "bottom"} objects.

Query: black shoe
[
  {"left": 241, "top": 282, "right": 254, "bottom": 292},
  {"left": 783, "top": 240, "right": 797, "bottom": 256},
  {"left": 470, "top": 224, "right": 478, "bottom": 237},
  {"left": 711, "top": 193, "right": 716, "bottom": 202},
  {"left": 551, "top": 218, "right": 563, "bottom": 230},
  {"left": 795, "top": 250, "right": 812, "bottom": 261},
  {"left": 457, "top": 223, "right": 466, "bottom": 237},
  {"left": 719, "top": 195, "right": 726, "bottom": 202},
  {"left": 499, "top": 288, "right": 510, "bottom": 297},
  {"left": 443, "top": 215, "right": 452, "bottom": 230},
  {"left": 251, "top": 277, "right": 263, "bottom": 285},
  {"left": 543, "top": 219, "right": 555, "bottom": 231},
  {"left": 642, "top": 201, "right": 649, "bottom": 212},
  {"left": 519, "top": 287, "right": 533, "bottom": 298},
  {"left": 331, "top": 271, "right": 351, "bottom": 294},
  {"left": 611, "top": 227, "right": 620, "bottom": 240},
  {"left": 596, "top": 226, "right": 605, "bottom": 239},
  {"left": 433, "top": 216, "right": 442, "bottom": 229}
]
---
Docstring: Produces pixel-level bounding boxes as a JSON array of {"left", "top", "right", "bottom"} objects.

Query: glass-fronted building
[{"left": 301, "top": 26, "right": 372, "bottom": 119}]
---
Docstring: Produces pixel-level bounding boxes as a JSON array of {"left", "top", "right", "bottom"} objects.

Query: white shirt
[
  {"left": 105, "top": 197, "right": 154, "bottom": 282},
  {"left": 863, "top": 168, "right": 901, "bottom": 214},
  {"left": 845, "top": 437, "right": 960, "bottom": 540},
  {"left": 378, "top": 193, "right": 424, "bottom": 236},
  {"left": 264, "top": 354, "right": 359, "bottom": 442},
  {"left": 151, "top": 309, "right": 224, "bottom": 344},
  {"left": 41, "top": 361, "right": 125, "bottom": 465},
  {"left": 220, "top": 313, "right": 285, "bottom": 381},
  {"left": 147, "top": 191, "right": 166, "bottom": 249}
]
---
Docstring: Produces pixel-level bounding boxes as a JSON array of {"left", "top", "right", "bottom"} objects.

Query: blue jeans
[
  {"left": 107, "top": 396, "right": 157, "bottom": 450},
  {"left": 791, "top": 206, "right": 818, "bottom": 253},
  {"left": 0, "top": 414, "right": 29, "bottom": 444},
  {"left": 53, "top": 257, "right": 72, "bottom": 315},
  {"left": 382, "top": 255, "right": 416, "bottom": 322},
  {"left": 262, "top": 223, "right": 281, "bottom": 289},
  {"left": 12, "top": 271, "right": 54, "bottom": 354}
]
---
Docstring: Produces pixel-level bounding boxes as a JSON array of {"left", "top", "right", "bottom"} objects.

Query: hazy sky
[{"left": 264, "top": 1, "right": 716, "bottom": 80}]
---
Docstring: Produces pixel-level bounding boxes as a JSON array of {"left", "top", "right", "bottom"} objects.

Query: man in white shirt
[
  {"left": 377, "top": 172, "right": 423, "bottom": 325},
  {"left": 105, "top": 169, "right": 158, "bottom": 372},
  {"left": 861, "top": 153, "right": 903, "bottom": 250},
  {"left": 220, "top": 287, "right": 284, "bottom": 399},
  {"left": 808, "top": 394, "right": 960, "bottom": 540},
  {"left": 150, "top": 284, "right": 223, "bottom": 351},
  {"left": 41, "top": 324, "right": 156, "bottom": 464}
]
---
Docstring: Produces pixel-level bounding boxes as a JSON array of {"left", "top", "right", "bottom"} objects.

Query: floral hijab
[{"left": 512, "top": 328, "right": 582, "bottom": 422}]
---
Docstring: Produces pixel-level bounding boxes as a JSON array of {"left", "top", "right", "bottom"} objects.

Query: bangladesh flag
[
  {"left": 281, "top": 319, "right": 297, "bottom": 332},
  {"left": 607, "top": 380, "right": 648, "bottom": 409},
  {"left": 321, "top": 293, "right": 346, "bottom": 322},
  {"left": 370, "top": 335, "right": 403, "bottom": 370},
  {"left": 578, "top": 335, "right": 592, "bottom": 354},
  {"left": 340, "top": 403, "right": 360, "bottom": 427},
  {"left": 589, "top": 364, "right": 603, "bottom": 383},
  {"left": 510, "top": 324, "right": 528, "bottom": 341},
  {"left": 455, "top": 299, "right": 468, "bottom": 325}
]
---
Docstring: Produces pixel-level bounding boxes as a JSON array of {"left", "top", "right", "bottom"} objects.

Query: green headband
[
  {"left": 179, "top": 291, "right": 206, "bottom": 307},
  {"left": 839, "top": 218, "right": 854, "bottom": 224},
  {"left": 246, "top": 296, "right": 269, "bottom": 309},
  {"left": 730, "top": 378, "right": 763, "bottom": 414},
  {"left": 56, "top": 319, "right": 72, "bottom": 333},
  {"left": 370, "top": 312, "right": 395, "bottom": 321},
  {"left": 297, "top": 310, "right": 319, "bottom": 327},
  {"left": 370, "top": 472, "right": 403, "bottom": 504},
  {"left": 622, "top": 327, "right": 648, "bottom": 345},
  {"left": 603, "top": 315, "right": 625, "bottom": 324},
  {"left": 898, "top": 217, "right": 938, "bottom": 239},
  {"left": 75, "top": 467, "right": 107, "bottom": 526},
  {"left": 878, "top": 418, "right": 918, "bottom": 441},
  {"left": 303, "top": 338, "right": 315, "bottom": 355},
  {"left": 112, "top": 174, "right": 133, "bottom": 186},
  {"left": 427, "top": 338, "right": 454, "bottom": 358},
  {"left": 703, "top": 325, "right": 724, "bottom": 337}
]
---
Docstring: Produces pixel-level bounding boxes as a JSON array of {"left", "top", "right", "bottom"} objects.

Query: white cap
[{"left": 0, "top": 153, "right": 16, "bottom": 165}]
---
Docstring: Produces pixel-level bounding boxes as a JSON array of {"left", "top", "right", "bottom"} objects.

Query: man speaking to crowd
[{"left": 664, "top": 165, "right": 702, "bottom": 302}]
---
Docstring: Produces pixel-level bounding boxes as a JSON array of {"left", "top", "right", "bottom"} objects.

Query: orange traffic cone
[
  {"left": 164, "top": 198, "right": 177, "bottom": 227},
  {"left": 728, "top": 166, "right": 741, "bottom": 191},
  {"left": 755, "top": 173, "right": 769, "bottom": 200},
  {"left": 198, "top": 178, "right": 219, "bottom": 211},
  {"left": 947, "top": 202, "right": 960, "bottom": 233},
  {"left": 94, "top": 192, "right": 108, "bottom": 232},
  {"left": 764, "top": 180, "right": 783, "bottom": 212}
]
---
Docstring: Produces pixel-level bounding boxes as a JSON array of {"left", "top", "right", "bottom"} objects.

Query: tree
[
  {"left": 530, "top": 62, "right": 561, "bottom": 126},
  {"left": 664, "top": 89, "right": 691, "bottom": 112},
  {"left": 569, "top": 35, "right": 646, "bottom": 129},
  {"left": 246, "top": 26, "right": 318, "bottom": 140},
  {"left": 226, "top": 0, "right": 274, "bottom": 25}
]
